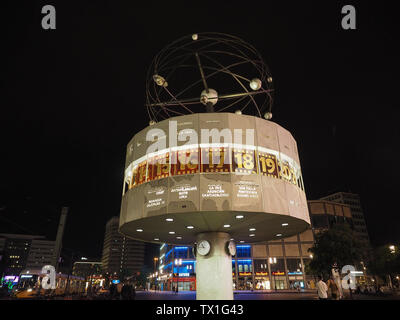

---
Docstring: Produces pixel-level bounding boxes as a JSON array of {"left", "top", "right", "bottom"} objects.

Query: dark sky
[{"left": 1, "top": 1, "right": 399, "bottom": 264}]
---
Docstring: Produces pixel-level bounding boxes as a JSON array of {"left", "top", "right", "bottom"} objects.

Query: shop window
[
  {"left": 286, "top": 258, "right": 302, "bottom": 274},
  {"left": 236, "top": 245, "right": 251, "bottom": 257},
  {"left": 270, "top": 258, "right": 285, "bottom": 273},
  {"left": 254, "top": 259, "right": 268, "bottom": 273},
  {"left": 174, "top": 248, "right": 188, "bottom": 259},
  {"left": 238, "top": 260, "right": 252, "bottom": 273}
]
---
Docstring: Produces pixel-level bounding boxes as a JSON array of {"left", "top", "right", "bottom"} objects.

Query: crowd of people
[
  {"left": 108, "top": 281, "right": 136, "bottom": 300},
  {"left": 316, "top": 275, "right": 341, "bottom": 300}
]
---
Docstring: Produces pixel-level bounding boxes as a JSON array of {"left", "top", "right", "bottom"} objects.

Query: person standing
[
  {"left": 121, "top": 281, "right": 132, "bottom": 300},
  {"left": 116, "top": 281, "right": 123, "bottom": 300},
  {"left": 131, "top": 283, "right": 136, "bottom": 300},
  {"left": 109, "top": 283, "right": 116, "bottom": 300},
  {"left": 316, "top": 276, "right": 328, "bottom": 300},
  {"left": 327, "top": 277, "right": 339, "bottom": 300}
]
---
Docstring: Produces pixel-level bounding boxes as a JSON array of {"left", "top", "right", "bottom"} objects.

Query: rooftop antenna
[{"left": 52, "top": 207, "right": 68, "bottom": 272}]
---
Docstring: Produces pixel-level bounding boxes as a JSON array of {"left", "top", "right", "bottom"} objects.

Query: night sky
[{"left": 1, "top": 1, "right": 399, "bottom": 266}]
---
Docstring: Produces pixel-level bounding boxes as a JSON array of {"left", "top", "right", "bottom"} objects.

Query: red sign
[
  {"left": 171, "top": 149, "right": 199, "bottom": 175},
  {"left": 136, "top": 161, "right": 147, "bottom": 185},
  {"left": 232, "top": 149, "right": 257, "bottom": 174},
  {"left": 238, "top": 272, "right": 252, "bottom": 276},
  {"left": 258, "top": 152, "right": 279, "bottom": 178},
  {"left": 128, "top": 166, "right": 138, "bottom": 190},
  {"left": 201, "top": 147, "right": 230, "bottom": 173},
  {"left": 279, "top": 160, "right": 296, "bottom": 184},
  {"left": 147, "top": 153, "right": 170, "bottom": 181}
]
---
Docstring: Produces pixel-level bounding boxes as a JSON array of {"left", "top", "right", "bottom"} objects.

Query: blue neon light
[
  {"left": 174, "top": 246, "right": 188, "bottom": 250},
  {"left": 237, "top": 259, "right": 252, "bottom": 263},
  {"left": 236, "top": 245, "right": 251, "bottom": 248},
  {"left": 288, "top": 272, "right": 303, "bottom": 275},
  {"left": 165, "top": 249, "right": 173, "bottom": 258}
]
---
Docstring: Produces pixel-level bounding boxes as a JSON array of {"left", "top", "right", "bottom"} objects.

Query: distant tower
[
  {"left": 52, "top": 207, "right": 68, "bottom": 271},
  {"left": 101, "top": 216, "right": 145, "bottom": 277},
  {"left": 319, "top": 192, "right": 370, "bottom": 245}
]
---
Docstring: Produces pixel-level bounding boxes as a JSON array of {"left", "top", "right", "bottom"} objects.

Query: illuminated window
[{"left": 236, "top": 245, "right": 251, "bottom": 257}]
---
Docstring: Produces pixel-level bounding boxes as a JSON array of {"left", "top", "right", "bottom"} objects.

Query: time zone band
[{"left": 123, "top": 145, "right": 304, "bottom": 195}]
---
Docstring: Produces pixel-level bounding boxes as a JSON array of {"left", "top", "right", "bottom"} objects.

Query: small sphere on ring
[
  {"left": 250, "top": 78, "right": 262, "bottom": 91},
  {"left": 200, "top": 88, "right": 218, "bottom": 106},
  {"left": 264, "top": 112, "right": 273, "bottom": 120}
]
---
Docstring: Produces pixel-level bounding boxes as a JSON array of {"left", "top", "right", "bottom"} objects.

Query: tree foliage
[
  {"left": 305, "top": 224, "right": 364, "bottom": 278},
  {"left": 368, "top": 245, "right": 400, "bottom": 280}
]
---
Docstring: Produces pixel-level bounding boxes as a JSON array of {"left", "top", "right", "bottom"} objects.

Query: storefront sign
[{"left": 178, "top": 273, "right": 190, "bottom": 277}]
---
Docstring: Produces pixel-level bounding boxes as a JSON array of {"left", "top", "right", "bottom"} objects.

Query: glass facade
[
  {"left": 157, "top": 245, "right": 196, "bottom": 291},
  {"left": 157, "top": 231, "right": 315, "bottom": 291},
  {"left": 153, "top": 199, "right": 362, "bottom": 292}
]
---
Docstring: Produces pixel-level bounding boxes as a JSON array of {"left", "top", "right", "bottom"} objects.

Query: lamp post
[
  {"left": 153, "top": 257, "right": 159, "bottom": 272},
  {"left": 153, "top": 257, "right": 159, "bottom": 290},
  {"left": 388, "top": 245, "right": 396, "bottom": 289},
  {"left": 175, "top": 258, "right": 182, "bottom": 293},
  {"left": 269, "top": 257, "right": 277, "bottom": 290}
]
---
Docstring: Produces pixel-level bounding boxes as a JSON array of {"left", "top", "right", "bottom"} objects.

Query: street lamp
[
  {"left": 269, "top": 257, "right": 277, "bottom": 290},
  {"left": 153, "top": 257, "right": 159, "bottom": 290},
  {"left": 388, "top": 246, "right": 396, "bottom": 289},
  {"left": 153, "top": 257, "right": 159, "bottom": 272},
  {"left": 175, "top": 258, "right": 182, "bottom": 293}
]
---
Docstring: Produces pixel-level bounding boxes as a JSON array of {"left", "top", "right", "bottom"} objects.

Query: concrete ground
[
  {"left": 2, "top": 289, "right": 399, "bottom": 300},
  {"left": 134, "top": 289, "right": 400, "bottom": 300}
]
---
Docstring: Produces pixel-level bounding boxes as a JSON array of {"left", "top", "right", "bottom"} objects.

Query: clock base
[{"left": 195, "top": 232, "right": 233, "bottom": 300}]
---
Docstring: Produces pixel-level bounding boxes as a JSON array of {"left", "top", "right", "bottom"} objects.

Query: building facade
[
  {"left": 101, "top": 216, "right": 145, "bottom": 277},
  {"left": 156, "top": 200, "right": 356, "bottom": 291},
  {"left": 0, "top": 234, "right": 55, "bottom": 277},
  {"left": 157, "top": 230, "right": 315, "bottom": 291},
  {"left": 72, "top": 259, "right": 102, "bottom": 279},
  {"left": 319, "top": 192, "right": 370, "bottom": 244},
  {"left": 158, "top": 244, "right": 196, "bottom": 291}
]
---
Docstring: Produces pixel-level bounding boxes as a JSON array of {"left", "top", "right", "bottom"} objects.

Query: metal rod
[
  {"left": 146, "top": 89, "right": 274, "bottom": 107},
  {"left": 195, "top": 52, "right": 209, "bottom": 93}
]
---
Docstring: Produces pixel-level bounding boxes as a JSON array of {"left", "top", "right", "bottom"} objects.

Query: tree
[
  {"left": 136, "top": 266, "right": 151, "bottom": 289},
  {"left": 119, "top": 268, "right": 133, "bottom": 281},
  {"left": 368, "top": 245, "right": 400, "bottom": 285},
  {"left": 305, "top": 224, "right": 364, "bottom": 279}
]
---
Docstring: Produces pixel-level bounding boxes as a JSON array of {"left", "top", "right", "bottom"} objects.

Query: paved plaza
[{"left": 134, "top": 290, "right": 399, "bottom": 300}]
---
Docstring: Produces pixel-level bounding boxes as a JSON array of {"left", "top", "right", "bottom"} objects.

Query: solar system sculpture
[{"left": 119, "top": 33, "right": 310, "bottom": 299}]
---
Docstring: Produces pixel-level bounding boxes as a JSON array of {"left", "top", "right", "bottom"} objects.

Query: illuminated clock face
[
  {"left": 227, "top": 241, "right": 236, "bottom": 256},
  {"left": 197, "top": 240, "right": 211, "bottom": 256}
]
